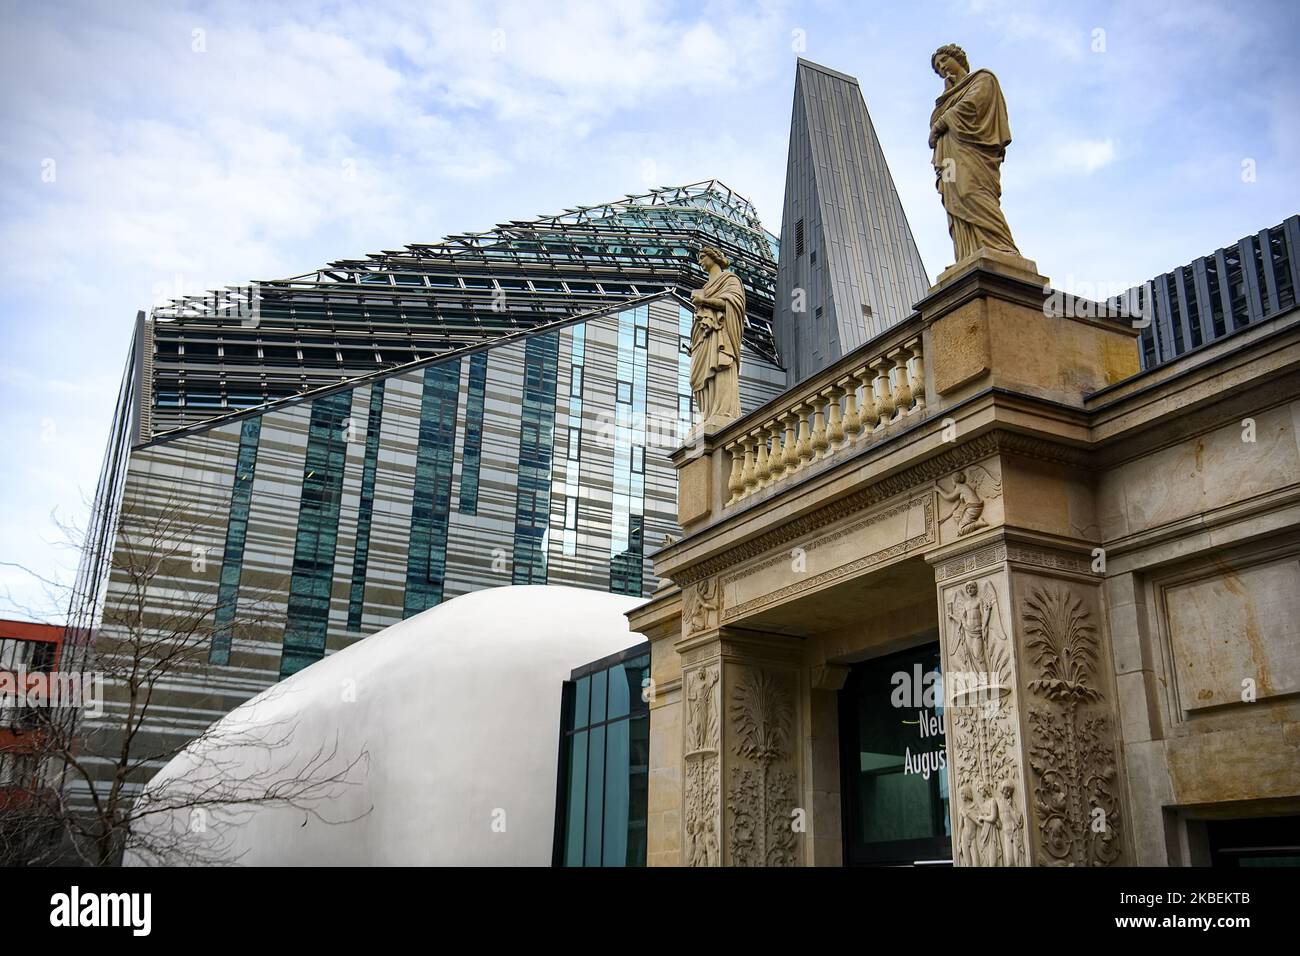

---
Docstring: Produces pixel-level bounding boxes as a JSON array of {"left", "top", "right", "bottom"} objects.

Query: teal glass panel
[
  {"left": 458, "top": 352, "right": 488, "bottom": 515},
  {"left": 602, "top": 719, "right": 630, "bottom": 866},
  {"left": 607, "top": 659, "right": 630, "bottom": 720},
  {"left": 564, "top": 730, "right": 588, "bottom": 866},
  {"left": 584, "top": 725, "right": 606, "bottom": 867},
  {"left": 589, "top": 667, "right": 607, "bottom": 725},
  {"left": 210, "top": 416, "right": 262, "bottom": 664},
  {"left": 403, "top": 361, "right": 461, "bottom": 617},
  {"left": 280, "top": 391, "right": 352, "bottom": 678},
  {"left": 347, "top": 380, "right": 385, "bottom": 630},
  {"left": 627, "top": 713, "right": 649, "bottom": 865},
  {"left": 574, "top": 675, "right": 591, "bottom": 730},
  {"left": 512, "top": 331, "right": 558, "bottom": 584}
]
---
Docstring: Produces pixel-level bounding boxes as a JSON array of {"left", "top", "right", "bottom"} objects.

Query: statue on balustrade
[
  {"left": 929, "top": 44, "right": 1020, "bottom": 263},
  {"left": 689, "top": 245, "right": 745, "bottom": 426}
]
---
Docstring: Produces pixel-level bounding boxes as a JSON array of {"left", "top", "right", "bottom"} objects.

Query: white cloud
[{"left": 1054, "top": 137, "right": 1117, "bottom": 174}]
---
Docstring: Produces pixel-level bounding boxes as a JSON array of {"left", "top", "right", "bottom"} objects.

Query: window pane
[
  {"left": 589, "top": 668, "right": 608, "bottom": 725},
  {"left": 627, "top": 713, "right": 649, "bottom": 866},
  {"left": 574, "top": 675, "right": 591, "bottom": 730},
  {"left": 584, "top": 725, "right": 606, "bottom": 866},
  {"left": 606, "top": 663, "right": 630, "bottom": 720},
  {"left": 564, "top": 730, "right": 588, "bottom": 866},
  {"left": 603, "top": 720, "right": 630, "bottom": 866}
]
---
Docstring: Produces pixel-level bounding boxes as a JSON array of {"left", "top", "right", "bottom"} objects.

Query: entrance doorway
[{"left": 838, "top": 641, "right": 952, "bottom": 865}]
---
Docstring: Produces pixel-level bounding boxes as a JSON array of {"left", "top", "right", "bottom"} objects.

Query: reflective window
[
  {"left": 458, "top": 352, "right": 489, "bottom": 515},
  {"left": 513, "top": 331, "right": 559, "bottom": 584},
  {"left": 281, "top": 391, "right": 353, "bottom": 677},
  {"left": 211, "top": 416, "right": 262, "bottom": 664},
  {"left": 403, "top": 361, "right": 462, "bottom": 617},
  {"left": 347, "top": 381, "right": 385, "bottom": 630}
]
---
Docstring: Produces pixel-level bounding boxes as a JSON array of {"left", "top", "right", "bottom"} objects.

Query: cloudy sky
[{"left": 1, "top": 0, "right": 1297, "bottom": 622}]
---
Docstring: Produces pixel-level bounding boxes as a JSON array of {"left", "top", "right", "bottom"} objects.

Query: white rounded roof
[{"left": 128, "top": 585, "right": 646, "bottom": 866}]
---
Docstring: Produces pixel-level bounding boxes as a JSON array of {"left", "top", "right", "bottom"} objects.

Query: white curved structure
[{"left": 128, "top": 586, "right": 644, "bottom": 866}]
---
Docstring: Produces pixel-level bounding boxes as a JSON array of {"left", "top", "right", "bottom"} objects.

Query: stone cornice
[{"left": 930, "top": 532, "right": 1101, "bottom": 583}]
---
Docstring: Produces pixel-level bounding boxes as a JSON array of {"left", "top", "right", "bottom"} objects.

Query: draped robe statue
[
  {"left": 929, "top": 44, "right": 1020, "bottom": 262},
  {"left": 689, "top": 246, "right": 745, "bottom": 424}
]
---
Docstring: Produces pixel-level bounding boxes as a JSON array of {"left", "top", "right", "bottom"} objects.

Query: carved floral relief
[
  {"left": 726, "top": 667, "right": 798, "bottom": 867},
  {"left": 1021, "top": 583, "right": 1123, "bottom": 866}
]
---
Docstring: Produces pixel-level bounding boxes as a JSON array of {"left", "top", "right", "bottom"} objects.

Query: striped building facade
[{"left": 77, "top": 294, "right": 784, "bottom": 800}]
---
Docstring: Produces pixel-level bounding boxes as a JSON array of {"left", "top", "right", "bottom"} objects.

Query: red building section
[{"left": 0, "top": 619, "right": 66, "bottom": 810}]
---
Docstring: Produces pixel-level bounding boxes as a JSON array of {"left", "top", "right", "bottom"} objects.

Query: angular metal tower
[{"left": 775, "top": 59, "right": 931, "bottom": 384}]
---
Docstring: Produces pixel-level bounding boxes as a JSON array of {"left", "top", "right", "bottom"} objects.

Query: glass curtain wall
[{"left": 555, "top": 645, "right": 650, "bottom": 866}]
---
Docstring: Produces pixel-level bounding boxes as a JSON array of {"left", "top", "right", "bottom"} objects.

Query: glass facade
[
  {"left": 555, "top": 645, "right": 650, "bottom": 866},
  {"left": 281, "top": 391, "right": 353, "bottom": 677},
  {"left": 210, "top": 416, "right": 261, "bottom": 665},
  {"left": 560, "top": 326, "right": 586, "bottom": 558},
  {"left": 512, "top": 331, "right": 559, "bottom": 585},
  {"left": 404, "top": 361, "right": 462, "bottom": 618},
  {"left": 839, "top": 641, "right": 951, "bottom": 865},
  {"left": 347, "top": 381, "right": 385, "bottom": 631},
  {"left": 457, "top": 352, "right": 488, "bottom": 516},
  {"left": 609, "top": 305, "right": 648, "bottom": 595}
]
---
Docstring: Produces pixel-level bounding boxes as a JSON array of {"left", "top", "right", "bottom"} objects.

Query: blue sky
[{"left": 1, "top": 0, "right": 1298, "bottom": 621}]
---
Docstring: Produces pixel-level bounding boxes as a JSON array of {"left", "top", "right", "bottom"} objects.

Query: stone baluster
[
  {"left": 826, "top": 385, "right": 845, "bottom": 447},
  {"left": 811, "top": 394, "right": 829, "bottom": 459},
  {"left": 841, "top": 377, "right": 860, "bottom": 439},
  {"left": 857, "top": 366, "right": 878, "bottom": 437},
  {"left": 906, "top": 336, "right": 926, "bottom": 414},
  {"left": 754, "top": 428, "right": 771, "bottom": 487},
  {"left": 740, "top": 435, "right": 757, "bottom": 497},
  {"left": 888, "top": 344, "right": 913, "bottom": 422},
  {"left": 870, "top": 357, "right": 894, "bottom": 433},
  {"left": 726, "top": 442, "right": 744, "bottom": 503},
  {"left": 796, "top": 402, "right": 813, "bottom": 465},
  {"left": 767, "top": 419, "right": 786, "bottom": 483},
  {"left": 781, "top": 412, "right": 799, "bottom": 475}
]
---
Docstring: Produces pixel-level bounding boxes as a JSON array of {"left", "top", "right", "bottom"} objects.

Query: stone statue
[
  {"left": 689, "top": 245, "right": 745, "bottom": 426},
  {"left": 929, "top": 44, "right": 1020, "bottom": 264}
]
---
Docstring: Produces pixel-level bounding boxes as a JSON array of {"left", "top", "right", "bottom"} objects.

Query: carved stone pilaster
[
  {"left": 725, "top": 666, "right": 799, "bottom": 866},
  {"left": 682, "top": 662, "right": 721, "bottom": 867},
  {"left": 676, "top": 628, "right": 803, "bottom": 867},
  {"left": 934, "top": 539, "right": 1128, "bottom": 866},
  {"left": 938, "top": 570, "right": 1030, "bottom": 867},
  {"left": 1016, "top": 579, "right": 1125, "bottom": 866}
]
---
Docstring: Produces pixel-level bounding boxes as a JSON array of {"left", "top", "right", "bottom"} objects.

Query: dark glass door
[{"left": 839, "top": 641, "right": 952, "bottom": 866}]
